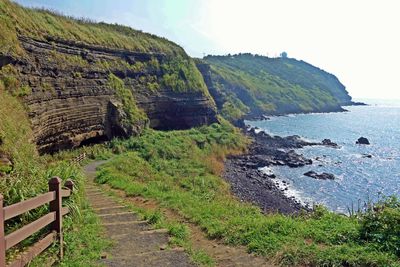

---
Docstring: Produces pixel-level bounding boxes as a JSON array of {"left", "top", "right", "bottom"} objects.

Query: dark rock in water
[
  {"left": 246, "top": 115, "right": 270, "bottom": 121},
  {"left": 276, "top": 150, "right": 312, "bottom": 168},
  {"left": 304, "top": 171, "right": 335, "bottom": 180},
  {"left": 322, "top": 139, "right": 339, "bottom": 147},
  {"left": 351, "top": 101, "right": 368, "bottom": 106},
  {"left": 356, "top": 137, "right": 370, "bottom": 145},
  {"left": 303, "top": 171, "right": 317, "bottom": 178}
]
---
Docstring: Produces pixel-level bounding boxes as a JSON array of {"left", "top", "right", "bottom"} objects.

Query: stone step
[
  {"left": 83, "top": 163, "right": 194, "bottom": 267},
  {"left": 106, "top": 232, "right": 170, "bottom": 257},
  {"left": 86, "top": 194, "right": 112, "bottom": 200},
  {"left": 103, "top": 221, "right": 151, "bottom": 237},
  {"left": 86, "top": 186, "right": 100, "bottom": 190},
  {"left": 87, "top": 195, "right": 106, "bottom": 201},
  {"left": 99, "top": 212, "right": 140, "bottom": 223},
  {"left": 85, "top": 187, "right": 100, "bottom": 191},
  {"left": 100, "top": 250, "right": 194, "bottom": 267},
  {"left": 90, "top": 200, "right": 120, "bottom": 208},
  {"left": 89, "top": 198, "right": 118, "bottom": 204},
  {"left": 87, "top": 196, "right": 113, "bottom": 203},
  {"left": 86, "top": 188, "right": 100, "bottom": 192},
  {"left": 93, "top": 206, "right": 127, "bottom": 215},
  {"left": 86, "top": 192, "right": 103, "bottom": 196}
]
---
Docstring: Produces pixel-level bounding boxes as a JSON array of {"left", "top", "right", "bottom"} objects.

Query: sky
[{"left": 14, "top": 0, "right": 400, "bottom": 100}]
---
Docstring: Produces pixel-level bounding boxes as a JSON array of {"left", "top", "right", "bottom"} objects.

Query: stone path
[{"left": 84, "top": 161, "right": 195, "bottom": 267}]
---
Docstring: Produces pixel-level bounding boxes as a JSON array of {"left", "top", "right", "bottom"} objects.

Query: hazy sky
[{"left": 14, "top": 0, "right": 400, "bottom": 100}]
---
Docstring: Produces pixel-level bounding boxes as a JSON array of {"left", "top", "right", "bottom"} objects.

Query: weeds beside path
[
  {"left": 84, "top": 161, "right": 195, "bottom": 267},
  {"left": 102, "top": 182, "right": 274, "bottom": 267}
]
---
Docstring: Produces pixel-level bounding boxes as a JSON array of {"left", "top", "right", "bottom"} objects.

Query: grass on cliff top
[
  {"left": 203, "top": 54, "right": 344, "bottom": 115},
  {"left": 0, "top": 0, "right": 183, "bottom": 56},
  {"left": 0, "top": 0, "right": 212, "bottom": 94},
  {"left": 95, "top": 121, "right": 400, "bottom": 266}
]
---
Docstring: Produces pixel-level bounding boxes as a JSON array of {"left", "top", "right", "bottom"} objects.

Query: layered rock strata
[{"left": 6, "top": 36, "right": 216, "bottom": 153}]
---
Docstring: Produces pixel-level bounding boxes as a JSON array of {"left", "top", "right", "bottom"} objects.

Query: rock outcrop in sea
[
  {"left": 223, "top": 127, "right": 341, "bottom": 214},
  {"left": 303, "top": 171, "right": 335, "bottom": 180},
  {"left": 356, "top": 137, "right": 370, "bottom": 145}
]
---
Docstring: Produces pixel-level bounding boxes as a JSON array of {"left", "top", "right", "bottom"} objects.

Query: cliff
[
  {"left": 0, "top": 1, "right": 217, "bottom": 154},
  {"left": 199, "top": 54, "right": 354, "bottom": 121},
  {"left": 0, "top": 0, "right": 355, "bottom": 155}
]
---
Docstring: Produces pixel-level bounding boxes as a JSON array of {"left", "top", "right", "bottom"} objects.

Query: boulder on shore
[
  {"left": 304, "top": 171, "right": 335, "bottom": 180},
  {"left": 356, "top": 137, "right": 370, "bottom": 145}
]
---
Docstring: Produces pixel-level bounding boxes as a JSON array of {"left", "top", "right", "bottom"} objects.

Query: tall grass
[
  {"left": 96, "top": 123, "right": 400, "bottom": 266},
  {"left": 0, "top": 0, "right": 184, "bottom": 56},
  {"left": 0, "top": 87, "right": 109, "bottom": 264}
]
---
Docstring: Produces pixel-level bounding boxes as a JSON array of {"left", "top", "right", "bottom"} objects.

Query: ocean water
[{"left": 247, "top": 100, "right": 400, "bottom": 213}]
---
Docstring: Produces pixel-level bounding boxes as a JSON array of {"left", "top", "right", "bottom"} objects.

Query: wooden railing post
[
  {"left": 64, "top": 180, "right": 74, "bottom": 193},
  {"left": 0, "top": 194, "right": 6, "bottom": 267},
  {"left": 48, "top": 177, "right": 63, "bottom": 260}
]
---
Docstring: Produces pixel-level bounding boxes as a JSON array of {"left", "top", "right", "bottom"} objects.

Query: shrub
[
  {"left": 359, "top": 196, "right": 400, "bottom": 256},
  {"left": 107, "top": 73, "right": 147, "bottom": 125},
  {"left": 15, "top": 85, "right": 32, "bottom": 97}
]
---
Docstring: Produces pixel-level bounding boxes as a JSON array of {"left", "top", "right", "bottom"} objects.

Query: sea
[{"left": 247, "top": 99, "right": 400, "bottom": 213}]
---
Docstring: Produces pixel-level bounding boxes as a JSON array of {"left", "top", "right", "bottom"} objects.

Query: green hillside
[
  {"left": 201, "top": 54, "right": 353, "bottom": 121},
  {"left": 0, "top": 0, "right": 181, "bottom": 56},
  {"left": 0, "top": 0, "right": 209, "bottom": 94}
]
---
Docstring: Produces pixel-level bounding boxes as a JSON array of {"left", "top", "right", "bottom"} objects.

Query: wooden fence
[
  {"left": 71, "top": 153, "right": 87, "bottom": 164},
  {"left": 0, "top": 177, "right": 74, "bottom": 267}
]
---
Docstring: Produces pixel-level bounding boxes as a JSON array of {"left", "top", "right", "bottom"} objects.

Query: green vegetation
[
  {"left": 202, "top": 54, "right": 353, "bottom": 119},
  {"left": 0, "top": 0, "right": 211, "bottom": 94},
  {"left": 105, "top": 192, "right": 215, "bottom": 266},
  {"left": 95, "top": 123, "right": 400, "bottom": 266},
  {"left": 1, "top": 1, "right": 395, "bottom": 266},
  {"left": 161, "top": 56, "right": 210, "bottom": 93},
  {"left": 27, "top": 163, "right": 111, "bottom": 267},
  {"left": 359, "top": 196, "right": 400, "bottom": 257},
  {"left": 107, "top": 73, "right": 148, "bottom": 125},
  {"left": 0, "top": 65, "right": 32, "bottom": 97},
  {"left": 220, "top": 95, "right": 250, "bottom": 121},
  {"left": 0, "top": 85, "right": 110, "bottom": 265},
  {"left": 0, "top": 86, "right": 40, "bottom": 202},
  {"left": 0, "top": 0, "right": 182, "bottom": 56}
]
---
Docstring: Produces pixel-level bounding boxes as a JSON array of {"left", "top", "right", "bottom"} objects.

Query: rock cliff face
[
  {"left": 200, "top": 54, "right": 354, "bottom": 121},
  {"left": 8, "top": 36, "right": 216, "bottom": 153}
]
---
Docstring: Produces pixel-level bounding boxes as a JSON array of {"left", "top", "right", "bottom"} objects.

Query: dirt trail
[
  {"left": 104, "top": 185, "right": 275, "bottom": 267},
  {"left": 84, "top": 161, "right": 194, "bottom": 267}
]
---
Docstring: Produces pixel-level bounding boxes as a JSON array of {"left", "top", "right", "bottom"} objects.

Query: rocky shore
[{"left": 223, "top": 127, "right": 339, "bottom": 214}]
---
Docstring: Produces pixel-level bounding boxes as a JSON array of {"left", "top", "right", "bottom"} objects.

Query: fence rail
[
  {"left": 71, "top": 153, "right": 87, "bottom": 164},
  {"left": 0, "top": 177, "right": 74, "bottom": 267}
]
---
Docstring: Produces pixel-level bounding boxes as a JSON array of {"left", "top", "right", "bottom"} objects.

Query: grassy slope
[
  {"left": 0, "top": 0, "right": 210, "bottom": 94},
  {"left": 0, "top": 86, "right": 110, "bottom": 264},
  {"left": 0, "top": 0, "right": 181, "bottom": 56},
  {"left": 0, "top": 1, "right": 214, "bottom": 263},
  {"left": 203, "top": 54, "right": 352, "bottom": 119},
  {"left": 96, "top": 122, "right": 399, "bottom": 266},
  {"left": 1, "top": 1, "right": 397, "bottom": 265}
]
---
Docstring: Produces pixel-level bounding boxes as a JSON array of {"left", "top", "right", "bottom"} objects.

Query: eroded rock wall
[{"left": 8, "top": 37, "right": 216, "bottom": 153}]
